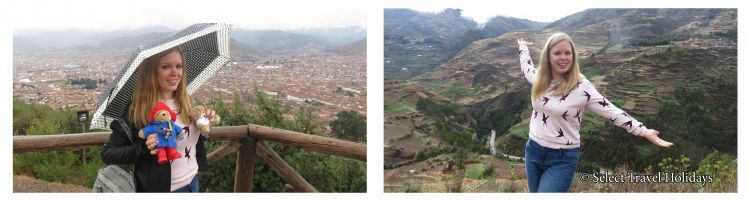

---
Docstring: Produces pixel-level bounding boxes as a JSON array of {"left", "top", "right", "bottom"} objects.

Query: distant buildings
[
  {"left": 13, "top": 48, "right": 366, "bottom": 122},
  {"left": 338, "top": 86, "right": 361, "bottom": 94},
  {"left": 256, "top": 65, "right": 282, "bottom": 69}
]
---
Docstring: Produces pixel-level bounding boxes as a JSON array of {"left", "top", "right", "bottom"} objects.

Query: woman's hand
[
  {"left": 643, "top": 129, "right": 674, "bottom": 148},
  {"left": 204, "top": 109, "right": 217, "bottom": 123},
  {"left": 518, "top": 38, "right": 533, "bottom": 46},
  {"left": 146, "top": 135, "right": 158, "bottom": 155}
]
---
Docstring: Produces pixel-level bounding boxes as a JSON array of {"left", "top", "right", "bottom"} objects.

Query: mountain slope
[
  {"left": 481, "top": 16, "right": 548, "bottom": 37},
  {"left": 389, "top": 8, "right": 737, "bottom": 170},
  {"left": 13, "top": 26, "right": 174, "bottom": 50},
  {"left": 384, "top": 8, "right": 478, "bottom": 80},
  {"left": 330, "top": 38, "right": 366, "bottom": 56},
  {"left": 231, "top": 30, "right": 324, "bottom": 54},
  {"left": 384, "top": 8, "right": 546, "bottom": 80}
]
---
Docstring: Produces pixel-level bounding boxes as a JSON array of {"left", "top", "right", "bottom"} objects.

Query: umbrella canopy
[{"left": 90, "top": 23, "right": 231, "bottom": 130}]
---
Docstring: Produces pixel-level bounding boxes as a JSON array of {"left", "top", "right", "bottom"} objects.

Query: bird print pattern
[
  {"left": 518, "top": 42, "right": 649, "bottom": 149},
  {"left": 559, "top": 93, "right": 570, "bottom": 103},
  {"left": 184, "top": 146, "right": 192, "bottom": 162},
  {"left": 164, "top": 100, "right": 201, "bottom": 191}
]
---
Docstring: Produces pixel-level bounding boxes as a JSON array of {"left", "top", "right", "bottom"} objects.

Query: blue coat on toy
[{"left": 141, "top": 120, "right": 182, "bottom": 148}]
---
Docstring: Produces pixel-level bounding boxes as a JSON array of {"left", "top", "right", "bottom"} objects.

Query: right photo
[{"left": 384, "top": 8, "right": 737, "bottom": 192}]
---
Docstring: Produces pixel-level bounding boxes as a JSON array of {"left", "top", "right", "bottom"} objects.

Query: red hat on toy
[{"left": 148, "top": 102, "right": 177, "bottom": 123}]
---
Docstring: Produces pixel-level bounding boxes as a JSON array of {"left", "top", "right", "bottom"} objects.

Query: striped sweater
[{"left": 519, "top": 44, "right": 648, "bottom": 149}]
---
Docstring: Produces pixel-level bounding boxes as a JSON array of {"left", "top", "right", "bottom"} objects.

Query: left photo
[{"left": 12, "top": 1, "right": 366, "bottom": 193}]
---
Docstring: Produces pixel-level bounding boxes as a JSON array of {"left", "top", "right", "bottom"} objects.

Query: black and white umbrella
[{"left": 90, "top": 23, "right": 231, "bottom": 130}]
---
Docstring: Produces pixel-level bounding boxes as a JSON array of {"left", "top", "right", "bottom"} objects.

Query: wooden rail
[{"left": 13, "top": 123, "right": 366, "bottom": 192}]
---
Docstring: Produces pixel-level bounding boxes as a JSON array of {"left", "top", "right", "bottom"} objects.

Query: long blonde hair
[
  {"left": 531, "top": 33, "right": 584, "bottom": 101},
  {"left": 129, "top": 47, "right": 194, "bottom": 128}
]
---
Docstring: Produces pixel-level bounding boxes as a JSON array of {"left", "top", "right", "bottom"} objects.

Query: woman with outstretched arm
[{"left": 517, "top": 33, "right": 673, "bottom": 192}]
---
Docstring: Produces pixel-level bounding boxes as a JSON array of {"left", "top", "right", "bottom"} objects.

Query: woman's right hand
[
  {"left": 518, "top": 38, "right": 533, "bottom": 46},
  {"left": 146, "top": 135, "right": 158, "bottom": 155},
  {"left": 643, "top": 129, "right": 674, "bottom": 148}
]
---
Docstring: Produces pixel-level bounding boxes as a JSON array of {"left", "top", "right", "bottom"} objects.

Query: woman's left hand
[
  {"left": 644, "top": 129, "right": 674, "bottom": 148},
  {"left": 204, "top": 109, "right": 217, "bottom": 123},
  {"left": 517, "top": 38, "right": 533, "bottom": 46}
]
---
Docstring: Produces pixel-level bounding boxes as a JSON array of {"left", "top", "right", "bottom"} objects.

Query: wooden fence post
[
  {"left": 207, "top": 141, "right": 243, "bottom": 164},
  {"left": 233, "top": 137, "right": 258, "bottom": 192},
  {"left": 256, "top": 140, "right": 318, "bottom": 192}
]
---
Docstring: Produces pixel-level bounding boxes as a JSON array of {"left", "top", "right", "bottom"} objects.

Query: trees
[
  {"left": 201, "top": 88, "right": 366, "bottom": 192},
  {"left": 415, "top": 97, "right": 466, "bottom": 145},
  {"left": 330, "top": 110, "right": 367, "bottom": 143},
  {"left": 13, "top": 100, "right": 80, "bottom": 136},
  {"left": 293, "top": 106, "right": 319, "bottom": 135},
  {"left": 68, "top": 77, "right": 98, "bottom": 90},
  {"left": 697, "top": 151, "right": 736, "bottom": 192},
  {"left": 454, "top": 129, "right": 473, "bottom": 169},
  {"left": 12, "top": 100, "right": 104, "bottom": 187}
]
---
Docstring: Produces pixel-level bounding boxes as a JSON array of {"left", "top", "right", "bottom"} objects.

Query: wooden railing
[{"left": 13, "top": 124, "right": 367, "bottom": 192}]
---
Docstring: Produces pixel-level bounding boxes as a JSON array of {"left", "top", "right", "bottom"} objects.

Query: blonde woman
[
  {"left": 101, "top": 47, "right": 218, "bottom": 192},
  {"left": 517, "top": 33, "right": 673, "bottom": 192}
]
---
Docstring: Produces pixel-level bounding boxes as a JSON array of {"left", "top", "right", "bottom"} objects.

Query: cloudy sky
[
  {"left": 11, "top": 0, "right": 367, "bottom": 32},
  {"left": 384, "top": 0, "right": 595, "bottom": 24},
  {"left": 402, "top": 6, "right": 586, "bottom": 24},
  {"left": 384, "top": 0, "right": 735, "bottom": 25}
]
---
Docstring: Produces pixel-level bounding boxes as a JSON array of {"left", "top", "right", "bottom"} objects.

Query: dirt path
[{"left": 13, "top": 175, "right": 90, "bottom": 193}]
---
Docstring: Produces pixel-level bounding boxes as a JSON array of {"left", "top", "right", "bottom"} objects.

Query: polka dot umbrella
[{"left": 90, "top": 23, "right": 231, "bottom": 130}]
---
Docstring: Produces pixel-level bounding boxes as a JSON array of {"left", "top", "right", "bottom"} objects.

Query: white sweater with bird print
[{"left": 519, "top": 44, "right": 648, "bottom": 149}]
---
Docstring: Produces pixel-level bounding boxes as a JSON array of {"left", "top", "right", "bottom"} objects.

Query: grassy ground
[
  {"left": 385, "top": 100, "right": 416, "bottom": 116},
  {"left": 620, "top": 83, "right": 654, "bottom": 92},
  {"left": 425, "top": 81, "right": 483, "bottom": 100},
  {"left": 465, "top": 163, "right": 486, "bottom": 180},
  {"left": 509, "top": 127, "right": 529, "bottom": 138}
]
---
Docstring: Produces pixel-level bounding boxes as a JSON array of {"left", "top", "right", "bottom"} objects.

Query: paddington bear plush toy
[{"left": 138, "top": 102, "right": 183, "bottom": 164}]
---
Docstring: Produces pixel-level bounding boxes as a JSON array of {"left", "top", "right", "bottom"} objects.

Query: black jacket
[{"left": 100, "top": 109, "right": 209, "bottom": 192}]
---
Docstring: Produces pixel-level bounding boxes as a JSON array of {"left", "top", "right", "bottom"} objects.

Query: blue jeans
[
  {"left": 525, "top": 139, "right": 579, "bottom": 192},
  {"left": 172, "top": 175, "right": 199, "bottom": 193}
]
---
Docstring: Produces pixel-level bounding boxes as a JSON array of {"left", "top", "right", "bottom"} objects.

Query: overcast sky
[
  {"left": 11, "top": 0, "right": 367, "bottom": 32},
  {"left": 385, "top": 0, "right": 593, "bottom": 24},
  {"left": 385, "top": 0, "right": 735, "bottom": 25},
  {"left": 403, "top": 6, "right": 586, "bottom": 24}
]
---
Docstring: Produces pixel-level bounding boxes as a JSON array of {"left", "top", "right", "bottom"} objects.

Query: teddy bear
[
  {"left": 138, "top": 102, "right": 183, "bottom": 164},
  {"left": 189, "top": 105, "right": 220, "bottom": 138}
]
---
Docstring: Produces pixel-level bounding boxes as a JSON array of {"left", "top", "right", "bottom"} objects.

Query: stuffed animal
[
  {"left": 189, "top": 105, "right": 220, "bottom": 137},
  {"left": 138, "top": 102, "right": 183, "bottom": 164}
]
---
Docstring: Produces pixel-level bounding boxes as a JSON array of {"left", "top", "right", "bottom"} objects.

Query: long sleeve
[
  {"left": 519, "top": 44, "right": 537, "bottom": 84},
  {"left": 101, "top": 119, "right": 149, "bottom": 165},
  {"left": 196, "top": 135, "right": 209, "bottom": 171},
  {"left": 172, "top": 121, "right": 183, "bottom": 137},
  {"left": 580, "top": 82, "right": 648, "bottom": 136}
]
